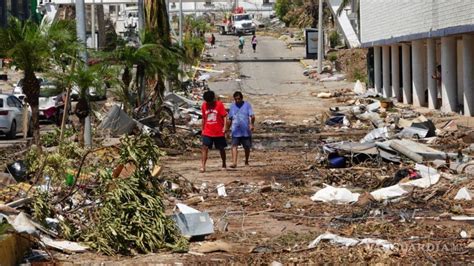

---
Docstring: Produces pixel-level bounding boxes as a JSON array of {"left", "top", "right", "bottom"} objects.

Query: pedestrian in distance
[
  {"left": 200, "top": 90, "right": 228, "bottom": 172},
  {"left": 210, "top": 33, "right": 216, "bottom": 48},
  {"left": 251, "top": 34, "right": 257, "bottom": 53},
  {"left": 227, "top": 91, "right": 255, "bottom": 168},
  {"left": 238, "top": 34, "right": 245, "bottom": 54}
]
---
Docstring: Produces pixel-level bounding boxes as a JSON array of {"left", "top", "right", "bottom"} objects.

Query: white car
[
  {"left": 13, "top": 77, "right": 44, "bottom": 98},
  {"left": 0, "top": 94, "right": 30, "bottom": 139}
]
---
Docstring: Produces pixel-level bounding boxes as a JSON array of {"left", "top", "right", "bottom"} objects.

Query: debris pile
[{"left": 0, "top": 135, "right": 188, "bottom": 258}]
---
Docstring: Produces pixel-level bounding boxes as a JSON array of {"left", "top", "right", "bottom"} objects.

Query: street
[{"left": 53, "top": 34, "right": 465, "bottom": 264}]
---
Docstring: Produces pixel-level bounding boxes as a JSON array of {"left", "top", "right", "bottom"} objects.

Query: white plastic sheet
[
  {"left": 310, "top": 185, "right": 360, "bottom": 204},
  {"left": 370, "top": 164, "right": 440, "bottom": 201},
  {"left": 308, "top": 232, "right": 394, "bottom": 250}
]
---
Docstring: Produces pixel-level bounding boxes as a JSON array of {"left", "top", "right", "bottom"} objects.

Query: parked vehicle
[
  {"left": 13, "top": 77, "right": 44, "bottom": 102},
  {"left": 70, "top": 84, "right": 107, "bottom": 101},
  {"left": 217, "top": 8, "right": 256, "bottom": 35},
  {"left": 39, "top": 81, "right": 64, "bottom": 125},
  {"left": 0, "top": 94, "right": 31, "bottom": 139}
]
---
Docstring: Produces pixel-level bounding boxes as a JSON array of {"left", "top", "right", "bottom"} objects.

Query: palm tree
[
  {"left": 143, "top": 0, "right": 183, "bottom": 99},
  {"left": 0, "top": 17, "right": 73, "bottom": 144},
  {"left": 69, "top": 62, "right": 113, "bottom": 147},
  {"left": 107, "top": 31, "right": 183, "bottom": 112}
]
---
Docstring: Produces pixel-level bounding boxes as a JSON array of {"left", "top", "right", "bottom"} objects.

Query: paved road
[
  {"left": 207, "top": 34, "right": 352, "bottom": 123},
  {"left": 209, "top": 34, "right": 309, "bottom": 96}
]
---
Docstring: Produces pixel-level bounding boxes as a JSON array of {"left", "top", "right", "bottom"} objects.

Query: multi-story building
[
  {"left": 0, "top": 0, "right": 33, "bottom": 27},
  {"left": 360, "top": 0, "right": 474, "bottom": 117}
]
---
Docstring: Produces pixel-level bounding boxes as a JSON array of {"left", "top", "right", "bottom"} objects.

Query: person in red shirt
[{"left": 201, "top": 90, "right": 228, "bottom": 172}]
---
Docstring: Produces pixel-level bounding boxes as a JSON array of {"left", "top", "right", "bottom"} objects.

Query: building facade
[
  {"left": 360, "top": 0, "right": 474, "bottom": 116},
  {"left": 0, "top": 0, "right": 33, "bottom": 27}
]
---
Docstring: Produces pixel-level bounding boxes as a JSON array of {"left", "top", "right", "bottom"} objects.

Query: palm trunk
[
  {"left": 23, "top": 71, "right": 41, "bottom": 145},
  {"left": 97, "top": 5, "right": 106, "bottom": 49},
  {"left": 144, "top": 0, "right": 171, "bottom": 100}
]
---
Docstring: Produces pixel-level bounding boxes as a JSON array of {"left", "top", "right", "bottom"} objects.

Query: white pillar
[
  {"left": 463, "top": 34, "right": 474, "bottom": 117},
  {"left": 402, "top": 44, "right": 412, "bottom": 104},
  {"left": 391, "top": 44, "right": 400, "bottom": 101},
  {"left": 441, "top": 36, "right": 458, "bottom": 113},
  {"left": 91, "top": 4, "right": 96, "bottom": 50},
  {"left": 374, "top": 46, "right": 382, "bottom": 93},
  {"left": 412, "top": 40, "right": 426, "bottom": 107},
  {"left": 382, "top": 46, "right": 391, "bottom": 98},
  {"left": 427, "top": 38, "right": 437, "bottom": 109},
  {"left": 457, "top": 40, "right": 464, "bottom": 109}
]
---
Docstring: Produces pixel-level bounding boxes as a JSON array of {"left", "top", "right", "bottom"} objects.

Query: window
[
  {"left": 7, "top": 97, "right": 15, "bottom": 107},
  {"left": 11, "top": 96, "right": 23, "bottom": 108},
  {"left": 0, "top": 99, "right": 3, "bottom": 108},
  {"left": 7, "top": 96, "right": 22, "bottom": 108}
]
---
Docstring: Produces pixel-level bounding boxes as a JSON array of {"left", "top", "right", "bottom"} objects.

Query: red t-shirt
[{"left": 202, "top": 101, "right": 227, "bottom": 137}]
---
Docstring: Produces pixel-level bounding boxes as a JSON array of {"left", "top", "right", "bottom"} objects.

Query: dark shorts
[
  {"left": 202, "top": 136, "right": 227, "bottom": 150},
  {"left": 231, "top": 136, "right": 252, "bottom": 149}
]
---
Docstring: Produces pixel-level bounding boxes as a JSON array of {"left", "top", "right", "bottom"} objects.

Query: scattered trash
[
  {"left": 310, "top": 185, "right": 360, "bottom": 204},
  {"left": 99, "top": 105, "right": 137, "bottom": 136},
  {"left": 217, "top": 184, "right": 228, "bottom": 197},
  {"left": 195, "top": 241, "right": 234, "bottom": 253},
  {"left": 454, "top": 187, "right": 473, "bottom": 201},
  {"left": 353, "top": 80, "right": 366, "bottom": 94},
  {"left": 172, "top": 203, "right": 214, "bottom": 239},
  {"left": 308, "top": 232, "right": 394, "bottom": 250},
  {"left": 40, "top": 236, "right": 88, "bottom": 253},
  {"left": 5, "top": 160, "right": 28, "bottom": 182}
]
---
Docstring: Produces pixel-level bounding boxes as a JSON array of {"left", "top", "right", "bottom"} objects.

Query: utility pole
[
  {"left": 138, "top": 0, "right": 144, "bottom": 32},
  {"left": 91, "top": 2, "right": 96, "bottom": 50},
  {"left": 317, "top": 0, "right": 324, "bottom": 73},
  {"left": 179, "top": 0, "right": 183, "bottom": 46},
  {"left": 75, "top": 0, "right": 92, "bottom": 147}
]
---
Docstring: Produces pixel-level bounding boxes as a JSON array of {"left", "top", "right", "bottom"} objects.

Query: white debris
[
  {"left": 310, "top": 184, "right": 360, "bottom": 204},
  {"left": 217, "top": 184, "right": 228, "bottom": 197},
  {"left": 371, "top": 164, "right": 440, "bottom": 201},
  {"left": 40, "top": 235, "right": 88, "bottom": 252},
  {"left": 308, "top": 232, "right": 394, "bottom": 250},
  {"left": 454, "top": 187, "right": 473, "bottom": 201},
  {"left": 353, "top": 80, "right": 366, "bottom": 94}
]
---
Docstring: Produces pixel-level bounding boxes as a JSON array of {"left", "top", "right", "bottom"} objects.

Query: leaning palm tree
[{"left": 0, "top": 17, "right": 73, "bottom": 144}]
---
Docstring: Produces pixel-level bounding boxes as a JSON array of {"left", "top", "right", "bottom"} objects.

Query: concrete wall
[{"left": 360, "top": 0, "right": 474, "bottom": 46}]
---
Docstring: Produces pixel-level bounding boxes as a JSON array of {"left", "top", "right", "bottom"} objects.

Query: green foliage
[
  {"left": 41, "top": 128, "right": 75, "bottom": 147},
  {"left": 275, "top": 0, "right": 292, "bottom": 24},
  {"left": 32, "top": 191, "right": 53, "bottom": 225},
  {"left": 328, "top": 52, "right": 338, "bottom": 62},
  {"left": 352, "top": 68, "right": 368, "bottom": 83},
  {"left": 183, "top": 35, "right": 205, "bottom": 65},
  {"left": 83, "top": 135, "right": 187, "bottom": 255},
  {"left": 329, "top": 31, "right": 341, "bottom": 48}
]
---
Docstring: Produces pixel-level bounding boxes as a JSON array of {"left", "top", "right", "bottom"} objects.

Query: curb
[{"left": 299, "top": 59, "right": 310, "bottom": 68}]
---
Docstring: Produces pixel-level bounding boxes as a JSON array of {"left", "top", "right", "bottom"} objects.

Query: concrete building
[{"left": 360, "top": 0, "right": 474, "bottom": 117}]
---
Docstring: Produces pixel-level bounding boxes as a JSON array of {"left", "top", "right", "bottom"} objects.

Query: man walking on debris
[
  {"left": 227, "top": 91, "right": 255, "bottom": 168},
  {"left": 201, "top": 90, "right": 228, "bottom": 172}
]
